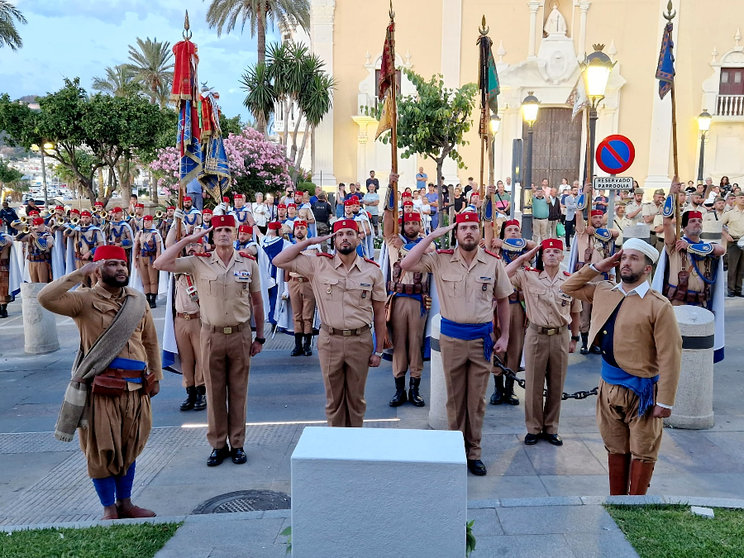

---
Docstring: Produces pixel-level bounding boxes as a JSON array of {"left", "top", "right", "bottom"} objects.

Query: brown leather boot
[
  {"left": 607, "top": 453, "right": 631, "bottom": 495},
  {"left": 628, "top": 458, "right": 655, "bottom": 495},
  {"left": 116, "top": 499, "right": 156, "bottom": 518}
]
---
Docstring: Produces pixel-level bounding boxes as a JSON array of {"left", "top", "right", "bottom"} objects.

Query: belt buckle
[
  {"left": 342, "top": 329, "right": 352, "bottom": 336},
  {"left": 223, "top": 326, "right": 232, "bottom": 335},
  {"left": 544, "top": 327, "right": 557, "bottom": 336},
  {"left": 183, "top": 314, "right": 191, "bottom": 320}
]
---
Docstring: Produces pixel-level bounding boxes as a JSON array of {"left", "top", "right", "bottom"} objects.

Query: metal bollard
[
  {"left": 427, "top": 314, "right": 449, "bottom": 430},
  {"left": 21, "top": 282, "right": 60, "bottom": 354}
]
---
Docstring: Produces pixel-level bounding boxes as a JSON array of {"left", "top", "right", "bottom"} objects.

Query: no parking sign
[{"left": 595, "top": 135, "right": 635, "bottom": 175}]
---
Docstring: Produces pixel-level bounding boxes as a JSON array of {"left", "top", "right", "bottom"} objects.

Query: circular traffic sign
[{"left": 595, "top": 134, "right": 635, "bottom": 175}]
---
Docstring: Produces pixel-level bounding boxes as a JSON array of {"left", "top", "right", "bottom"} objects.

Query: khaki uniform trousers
[
  {"left": 200, "top": 325, "right": 252, "bottom": 449},
  {"left": 523, "top": 327, "right": 568, "bottom": 435},
  {"left": 597, "top": 379, "right": 663, "bottom": 462},
  {"left": 29, "top": 261, "right": 51, "bottom": 283},
  {"left": 317, "top": 328, "right": 373, "bottom": 427},
  {"left": 494, "top": 300, "right": 526, "bottom": 376},
  {"left": 0, "top": 255, "right": 10, "bottom": 303},
  {"left": 137, "top": 258, "right": 159, "bottom": 294},
  {"left": 439, "top": 334, "right": 492, "bottom": 460},
  {"left": 175, "top": 315, "right": 204, "bottom": 388},
  {"left": 390, "top": 296, "right": 427, "bottom": 379},
  {"left": 533, "top": 218, "right": 550, "bottom": 245},
  {"left": 289, "top": 278, "right": 316, "bottom": 334},
  {"left": 727, "top": 242, "right": 744, "bottom": 294}
]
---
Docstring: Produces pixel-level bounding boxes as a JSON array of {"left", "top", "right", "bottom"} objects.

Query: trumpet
[
  {"left": 129, "top": 211, "right": 136, "bottom": 218},
  {"left": 154, "top": 210, "right": 164, "bottom": 219},
  {"left": 55, "top": 217, "right": 66, "bottom": 227},
  {"left": 70, "top": 217, "right": 80, "bottom": 226},
  {"left": 22, "top": 225, "right": 30, "bottom": 234},
  {"left": 96, "top": 209, "right": 107, "bottom": 218},
  {"left": 19, "top": 215, "right": 27, "bottom": 224}
]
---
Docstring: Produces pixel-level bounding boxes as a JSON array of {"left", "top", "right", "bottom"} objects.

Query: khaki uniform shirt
[
  {"left": 175, "top": 273, "right": 200, "bottom": 314},
  {"left": 643, "top": 202, "right": 664, "bottom": 240},
  {"left": 665, "top": 247, "right": 708, "bottom": 293},
  {"left": 408, "top": 248, "right": 513, "bottom": 323},
  {"left": 574, "top": 218, "right": 616, "bottom": 269},
  {"left": 512, "top": 268, "right": 581, "bottom": 327},
  {"left": 624, "top": 201, "right": 645, "bottom": 226},
  {"left": 37, "top": 276, "right": 162, "bottom": 381},
  {"left": 721, "top": 207, "right": 744, "bottom": 239},
  {"left": 282, "top": 252, "right": 386, "bottom": 330},
  {"left": 175, "top": 250, "right": 261, "bottom": 327}
]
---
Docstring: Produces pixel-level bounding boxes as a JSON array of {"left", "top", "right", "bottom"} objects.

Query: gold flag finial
[
  {"left": 592, "top": 43, "right": 605, "bottom": 52},
  {"left": 183, "top": 10, "right": 192, "bottom": 39},
  {"left": 663, "top": 0, "right": 676, "bottom": 21},
  {"left": 479, "top": 15, "right": 489, "bottom": 36},
  {"left": 389, "top": 0, "right": 394, "bottom": 20}
]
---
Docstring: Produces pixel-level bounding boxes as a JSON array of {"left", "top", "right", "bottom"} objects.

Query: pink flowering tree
[{"left": 148, "top": 127, "right": 292, "bottom": 205}]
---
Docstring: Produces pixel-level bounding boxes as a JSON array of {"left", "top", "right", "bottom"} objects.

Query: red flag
[{"left": 378, "top": 22, "right": 395, "bottom": 100}]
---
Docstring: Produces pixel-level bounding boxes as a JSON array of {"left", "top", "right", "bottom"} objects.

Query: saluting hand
[
  {"left": 428, "top": 223, "right": 455, "bottom": 239},
  {"left": 307, "top": 231, "right": 336, "bottom": 245},
  {"left": 593, "top": 250, "right": 622, "bottom": 273},
  {"left": 78, "top": 260, "right": 103, "bottom": 276}
]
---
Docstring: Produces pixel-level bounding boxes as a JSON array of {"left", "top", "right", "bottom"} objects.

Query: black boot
[
  {"left": 490, "top": 374, "right": 505, "bottom": 405},
  {"left": 580, "top": 332, "right": 589, "bottom": 355},
  {"left": 503, "top": 376, "right": 519, "bottom": 406},
  {"left": 291, "top": 333, "right": 303, "bottom": 356},
  {"left": 389, "top": 376, "right": 407, "bottom": 407},
  {"left": 180, "top": 386, "right": 196, "bottom": 411},
  {"left": 193, "top": 385, "right": 207, "bottom": 411},
  {"left": 0, "top": 304, "right": 7, "bottom": 318},
  {"left": 303, "top": 334, "right": 313, "bottom": 356},
  {"left": 150, "top": 293, "right": 157, "bottom": 308},
  {"left": 408, "top": 377, "right": 425, "bottom": 407},
  {"left": 146, "top": 293, "right": 156, "bottom": 309}
]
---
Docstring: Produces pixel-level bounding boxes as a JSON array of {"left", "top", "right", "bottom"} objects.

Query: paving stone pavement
[{"left": 1, "top": 295, "right": 744, "bottom": 556}]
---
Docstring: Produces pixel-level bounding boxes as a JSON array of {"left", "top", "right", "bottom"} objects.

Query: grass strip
[
  {"left": 0, "top": 522, "right": 182, "bottom": 558},
  {"left": 606, "top": 504, "right": 744, "bottom": 558}
]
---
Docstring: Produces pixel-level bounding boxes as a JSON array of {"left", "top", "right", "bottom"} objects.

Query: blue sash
[
  {"left": 440, "top": 317, "right": 493, "bottom": 362},
  {"left": 109, "top": 357, "right": 146, "bottom": 383},
  {"left": 601, "top": 359, "right": 658, "bottom": 416}
]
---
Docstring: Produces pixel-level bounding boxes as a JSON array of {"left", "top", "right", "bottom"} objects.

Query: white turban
[{"left": 622, "top": 238, "right": 659, "bottom": 264}]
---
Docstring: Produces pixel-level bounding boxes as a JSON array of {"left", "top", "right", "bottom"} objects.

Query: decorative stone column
[
  {"left": 21, "top": 283, "right": 60, "bottom": 354},
  {"left": 310, "top": 0, "right": 336, "bottom": 188},
  {"left": 527, "top": 0, "right": 544, "bottom": 58},
  {"left": 428, "top": 314, "right": 449, "bottom": 430},
  {"left": 577, "top": 1, "right": 591, "bottom": 58}
]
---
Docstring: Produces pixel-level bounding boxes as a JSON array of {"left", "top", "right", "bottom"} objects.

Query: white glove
[
  {"left": 281, "top": 289, "right": 289, "bottom": 300},
  {"left": 173, "top": 208, "right": 185, "bottom": 221}
]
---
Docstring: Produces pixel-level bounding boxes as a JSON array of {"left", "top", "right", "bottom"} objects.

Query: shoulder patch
[
  {"left": 563, "top": 271, "right": 571, "bottom": 276},
  {"left": 316, "top": 252, "right": 333, "bottom": 258},
  {"left": 437, "top": 249, "right": 454, "bottom": 254},
  {"left": 527, "top": 267, "right": 539, "bottom": 272},
  {"left": 364, "top": 257, "right": 380, "bottom": 267},
  {"left": 238, "top": 251, "right": 256, "bottom": 260},
  {"left": 484, "top": 249, "right": 501, "bottom": 259},
  {"left": 193, "top": 252, "right": 211, "bottom": 257}
]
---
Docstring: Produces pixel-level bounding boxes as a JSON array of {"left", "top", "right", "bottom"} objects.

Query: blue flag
[{"left": 655, "top": 22, "right": 675, "bottom": 99}]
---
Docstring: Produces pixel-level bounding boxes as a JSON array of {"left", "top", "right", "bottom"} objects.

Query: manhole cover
[{"left": 193, "top": 490, "right": 291, "bottom": 514}]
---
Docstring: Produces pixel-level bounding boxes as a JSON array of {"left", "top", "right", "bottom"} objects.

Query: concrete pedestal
[
  {"left": 665, "top": 306, "right": 715, "bottom": 429},
  {"left": 623, "top": 224, "right": 651, "bottom": 242},
  {"left": 21, "top": 283, "right": 59, "bottom": 355},
  {"left": 291, "top": 427, "right": 467, "bottom": 558},
  {"left": 427, "top": 314, "right": 449, "bottom": 430}
]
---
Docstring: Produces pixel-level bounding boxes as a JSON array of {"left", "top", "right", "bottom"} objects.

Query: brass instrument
[
  {"left": 70, "top": 217, "right": 80, "bottom": 226},
  {"left": 55, "top": 217, "right": 66, "bottom": 227},
  {"left": 22, "top": 225, "right": 30, "bottom": 234},
  {"left": 19, "top": 215, "right": 28, "bottom": 224},
  {"left": 96, "top": 209, "right": 107, "bottom": 218},
  {"left": 40, "top": 209, "right": 50, "bottom": 219},
  {"left": 129, "top": 210, "right": 136, "bottom": 218},
  {"left": 154, "top": 210, "right": 164, "bottom": 219}
]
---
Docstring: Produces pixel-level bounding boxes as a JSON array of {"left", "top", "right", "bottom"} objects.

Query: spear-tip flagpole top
[
  {"left": 479, "top": 15, "right": 489, "bottom": 36},
  {"left": 663, "top": 0, "right": 676, "bottom": 21},
  {"left": 183, "top": 10, "right": 193, "bottom": 40},
  {"left": 389, "top": 0, "right": 395, "bottom": 20}
]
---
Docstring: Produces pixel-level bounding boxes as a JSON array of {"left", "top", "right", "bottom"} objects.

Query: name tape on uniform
[{"left": 593, "top": 176, "right": 633, "bottom": 191}]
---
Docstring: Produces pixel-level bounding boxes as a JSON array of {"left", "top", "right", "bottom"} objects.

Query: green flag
[{"left": 486, "top": 48, "right": 500, "bottom": 114}]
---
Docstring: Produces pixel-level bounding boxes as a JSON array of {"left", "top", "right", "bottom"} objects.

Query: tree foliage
[
  {"left": 126, "top": 37, "right": 174, "bottom": 107},
  {"left": 92, "top": 64, "right": 142, "bottom": 98},
  {"left": 0, "top": 0, "right": 26, "bottom": 51}
]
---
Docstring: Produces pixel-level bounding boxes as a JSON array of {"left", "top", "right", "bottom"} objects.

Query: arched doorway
[{"left": 523, "top": 107, "right": 582, "bottom": 188}]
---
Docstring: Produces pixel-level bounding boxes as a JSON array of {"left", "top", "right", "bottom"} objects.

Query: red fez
[
  {"left": 401, "top": 192, "right": 413, "bottom": 199},
  {"left": 167, "top": 205, "right": 175, "bottom": 210},
  {"left": 277, "top": 203, "right": 287, "bottom": 210},
  {"left": 238, "top": 224, "right": 253, "bottom": 234},
  {"left": 287, "top": 203, "right": 297, "bottom": 209},
  {"left": 268, "top": 221, "right": 283, "bottom": 231},
  {"left": 143, "top": 215, "right": 153, "bottom": 221},
  {"left": 70, "top": 209, "right": 80, "bottom": 215},
  {"left": 94, "top": 201, "right": 104, "bottom": 207},
  {"left": 183, "top": 196, "right": 192, "bottom": 202},
  {"left": 294, "top": 220, "right": 308, "bottom": 228},
  {"left": 80, "top": 210, "right": 92, "bottom": 217},
  {"left": 212, "top": 214, "right": 236, "bottom": 228},
  {"left": 403, "top": 212, "right": 421, "bottom": 223},
  {"left": 94, "top": 245, "right": 127, "bottom": 263},
  {"left": 403, "top": 200, "right": 414, "bottom": 207},
  {"left": 55, "top": 205, "right": 64, "bottom": 210},
  {"left": 455, "top": 212, "right": 479, "bottom": 224},
  {"left": 687, "top": 210, "right": 703, "bottom": 220},
  {"left": 333, "top": 219, "right": 359, "bottom": 233},
  {"left": 202, "top": 208, "right": 213, "bottom": 215},
  {"left": 504, "top": 219, "right": 520, "bottom": 228},
  {"left": 541, "top": 238, "right": 563, "bottom": 251},
  {"left": 590, "top": 210, "right": 603, "bottom": 217},
  {"left": 32, "top": 217, "right": 44, "bottom": 226},
  {"left": 135, "top": 203, "right": 144, "bottom": 208},
  {"left": 222, "top": 196, "right": 230, "bottom": 203},
  {"left": 344, "top": 199, "right": 356, "bottom": 207},
  {"left": 234, "top": 193, "right": 245, "bottom": 200},
  {"left": 28, "top": 210, "right": 39, "bottom": 216},
  {"left": 112, "top": 207, "right": 123, "bottom": 213}
]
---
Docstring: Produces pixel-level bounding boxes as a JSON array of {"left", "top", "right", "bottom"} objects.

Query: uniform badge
[{"left": 235, "top": 270, "right": 251, "bottom": 282}]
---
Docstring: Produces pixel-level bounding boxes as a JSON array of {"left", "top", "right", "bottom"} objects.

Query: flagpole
[
  {"left": 388, "top": 2, "right": 399, "bottom": 234},
  {"left": 665, "top": 1, "right": 681, "bottom": 240},
  {"left": 175, "top": 11, "right": 191, "bottom": 242}
]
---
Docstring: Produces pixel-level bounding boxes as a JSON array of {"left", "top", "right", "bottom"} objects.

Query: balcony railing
[{"left": 716, "top": 94, "right": 744, "bottom": 117}]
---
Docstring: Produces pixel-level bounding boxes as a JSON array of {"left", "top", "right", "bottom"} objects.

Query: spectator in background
[
  {"left": 186, "top": 178, "right": 204, "bottom": 210},
  {"left": 366, "top": 171, "right": 380, "bottom": 192},
  {"left": 362, "top": 183, "right": 380, "bottom": 235},
  {"left": 594, "top": 190, "right": 609, "bottom": 214},
  {"left": 547, "top": 187, "right": 562, "bottom": 239},
  {"left": 558, "top": 177, "right": 570, "bottom": 194},
  {"left": 252, "top": 192, "right": 270, "bottom": 234},
  {"left": 494, "top": 180, "right": 511, "bottom": 216},
  {"left": 416, "top": 167, "right": 428, "bottom": 191},
  {"left": 720, "top": 176, "right": 731, "bottom": 195},
  {"left": 563, "top": 183, "right": 579, "bottom": 249},
  {"left": 1, "top": 200, "right": 19, "bottom": 235},
  {"left": 311, "top": 191, "right": 333, "bottom": 251},
  {"left": 346, "top": 182, "right": 363, "bottom": 202},
  {"left": 453, "top": 186, "right": 467, "bottom": 213},
  {"left": 335, "top": 184, "right": 347, "bottom": 218},
  {"left": 425, "top": 183, "right": 439, "bottom": 229},
  {"left": 310, "top": 186, "right": 322, "bottom": 204}
]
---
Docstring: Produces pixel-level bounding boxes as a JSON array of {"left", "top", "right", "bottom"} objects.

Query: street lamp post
[
  {"left": 30, "top": 142, "right": 55, "bottom": 206},
  {"left": 697, "top": 109, "right": 712, "bottom": 184},
  {"left": 488, "top": 114, "right": 501, "bottom": 186},
  {"left": 580, "top": 44, "right": 615, "bottom": 217},
  {"left": 521, "top": 92, "right": 540, "bottom": 240}
]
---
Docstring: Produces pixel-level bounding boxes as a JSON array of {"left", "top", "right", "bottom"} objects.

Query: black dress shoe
[
  {"left": 231, "top": 447, "right": 247, "bottom": 464},
  {"left": 728, "top": 291, "right": 736, "bottom": 298},
  {"left": 207, "top": 446, "right": 230, "bottom": 467},
  {"left": 579, "top": 346, "right": 589, "bottom": 355},
  {"left": 542, "top": 433, "right": 563, "bottom": 446},
  {"left": 467, "top": 459, "right": 487, "bottom": 476},
  {"left": 524, "top": 433, "right": 540, "bottom": 445},
  {"left": 591, "top": 345, "right": 602, "bottom": 354}
]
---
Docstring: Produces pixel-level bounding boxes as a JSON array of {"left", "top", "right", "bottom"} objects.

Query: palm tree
[
  {"left": 206, "top": 0, "right": 311, "bottom": 133},
  {"left": 92, "top": 65, "right": 141, "bottom": 98},
  {"left": 0, "top": 0, "right": 27, "bottom": 50},
  {"left": 127, "top": 37, "right": 174, "bottom": 107}
]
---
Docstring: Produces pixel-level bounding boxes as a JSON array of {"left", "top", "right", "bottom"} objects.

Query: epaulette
[
  {"left": 526, "top": 267, "right": 539, "bottom": 272},
  {"left": 437, "top": 249, "right": 454, "bottom": 254},
  {"left": 194, "top": 252, "right": 211, "bottom": 257},
  {"left": 687, "top": 242, "right": 714, "bottom": 257},
  {"left": 316, "top": 252, "right": 333, "bottom": 258},
  {"left": 364, "top": 257, "right": 380, "bottom": 267},
  {"left": 239, "top": 251, "right": 256, "bottom": 260},
  {"left": 484, "top": 249, "right": 501, "bottom": 259},
  {"left": 563, "top": 271, "right": 571, "bottom": 277}
]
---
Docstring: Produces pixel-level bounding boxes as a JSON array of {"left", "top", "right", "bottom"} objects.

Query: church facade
[{"left": 278, "top": 0, "right": 744, "bottom": 195}]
